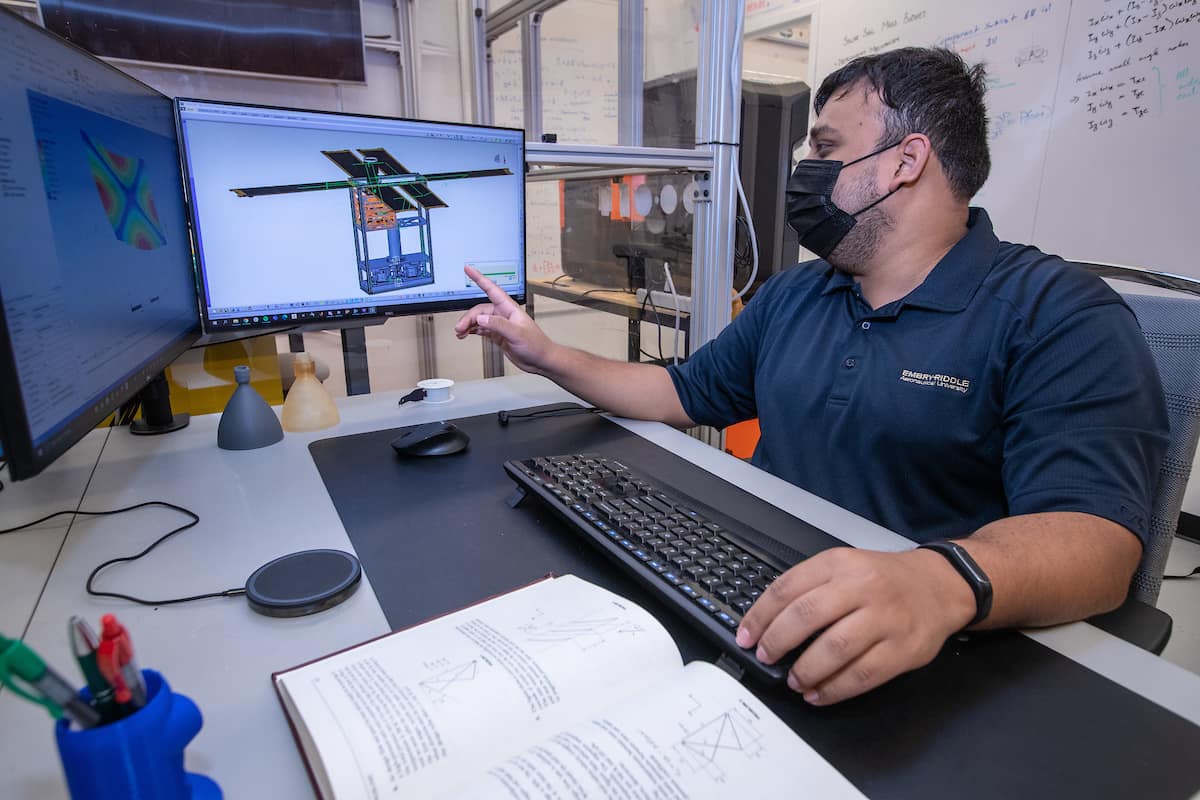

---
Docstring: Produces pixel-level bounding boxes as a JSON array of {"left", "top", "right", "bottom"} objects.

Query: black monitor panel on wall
[
  {"left": 175, "top": 100, "right": 527, "bottom": 335},
  {"left": 0, "top": 9, "right": 201, "bottom": 481},
  {"left": 40, "top": 0, "right": 366, "bottom": 83}
]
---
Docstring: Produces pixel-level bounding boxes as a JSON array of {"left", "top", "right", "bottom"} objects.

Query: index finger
[
  {"left": 736, "top": 552, "right": 836, "bottom": 649},
  {"left": 465, "top": 265, "right": 514, "bottom": 307}
]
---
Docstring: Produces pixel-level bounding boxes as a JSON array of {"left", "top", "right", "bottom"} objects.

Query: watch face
[{"left": 921, "top": 541, "right": 992, "bottom": 626}]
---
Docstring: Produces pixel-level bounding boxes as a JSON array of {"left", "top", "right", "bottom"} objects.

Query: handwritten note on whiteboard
[
  {"left": 812, "top": 0, "right": 1196, "bottom": 275},
  {"left": 492, "top": 0, "right": 619, "bottom": 277},
  {"left": 812, "top": 1, "right": 1071, "bottom": 243},
  {"left": 1035, "top": 0, "right": 1196, "bottom": 274}
]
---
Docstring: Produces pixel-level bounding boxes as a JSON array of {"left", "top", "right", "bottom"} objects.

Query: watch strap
[{"left": 918, "top": 540, "right": 993, "bottom": 628}]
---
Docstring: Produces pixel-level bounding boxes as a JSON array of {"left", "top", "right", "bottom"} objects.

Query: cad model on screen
[{"left": 229, "top": 147, "right": 512, "bottom": 295}]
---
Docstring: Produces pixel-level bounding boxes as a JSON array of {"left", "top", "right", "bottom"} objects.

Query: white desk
[
  {"left": 0, "top": 431, "right": 105, "bottom": 636},
  {"left": 1, "top": 374, "right": 1199, "bottom": 798}
]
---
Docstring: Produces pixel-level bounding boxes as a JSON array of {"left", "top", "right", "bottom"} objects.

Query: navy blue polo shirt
[{"left": 668, "top": 208, "right": 1169, "bottom": 545}]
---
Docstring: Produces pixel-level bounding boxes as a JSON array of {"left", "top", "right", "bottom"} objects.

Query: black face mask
[{"left": 785, "top": 140, "right": 902, "bottom": 260}]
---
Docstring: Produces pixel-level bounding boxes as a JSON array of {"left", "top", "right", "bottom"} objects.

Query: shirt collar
[{"left": 819, "top": 208, "right": 1000, "bottom": 313}]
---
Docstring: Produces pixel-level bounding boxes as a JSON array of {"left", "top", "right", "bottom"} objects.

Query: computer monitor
[
  {"left": 0, "top": 10, "right": 201, "bottom": 481},
  {"left": 174, "top": 100, "right": 526, "bottom": 334}
]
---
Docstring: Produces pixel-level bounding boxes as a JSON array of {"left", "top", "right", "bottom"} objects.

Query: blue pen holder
[{"left": 54, "top": 669, "right": 221, "bottom": 800}]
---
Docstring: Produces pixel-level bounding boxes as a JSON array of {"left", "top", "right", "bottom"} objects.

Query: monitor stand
[{"left": 130, "top": 371, "right": 190, "bottom": 435}]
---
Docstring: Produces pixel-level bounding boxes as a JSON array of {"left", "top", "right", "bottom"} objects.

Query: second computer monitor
[{"left": 175, "top": 100, "right": 526, "bottom": 333}]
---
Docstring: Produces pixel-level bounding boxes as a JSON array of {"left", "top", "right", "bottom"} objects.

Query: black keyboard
[{"left": 504, "top": 452, "right": 806, "bottom": 684}]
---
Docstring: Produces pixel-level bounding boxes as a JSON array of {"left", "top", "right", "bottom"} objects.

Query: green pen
[
  {"left": 0, "top": 632, "right": 101, "bottom": 729},
  {"left": 69, "top": 617, "right": 120, "bottom": 723}
]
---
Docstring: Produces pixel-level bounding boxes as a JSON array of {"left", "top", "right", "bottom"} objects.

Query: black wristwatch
[{"left": 918, "top": 540, "right": 993, "bottom": 628}]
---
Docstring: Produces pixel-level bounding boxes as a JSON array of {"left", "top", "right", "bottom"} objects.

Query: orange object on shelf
[{"left": 725, "top": 418, "right": 760, "bottom": 460}]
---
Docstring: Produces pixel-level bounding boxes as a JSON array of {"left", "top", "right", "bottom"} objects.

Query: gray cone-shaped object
[{"left": 217, "top": 365, "right": 284, "bottom": 450}]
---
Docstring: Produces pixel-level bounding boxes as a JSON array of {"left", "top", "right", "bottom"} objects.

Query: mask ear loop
[
  {"left": 842, "top": 138, "right": 905, "bottom": 168},
  {"left": 843, "top": 139, "right": 908, "bottom": 217}
]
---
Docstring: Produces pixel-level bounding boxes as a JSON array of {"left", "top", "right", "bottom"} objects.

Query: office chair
[{"left": 1079, "top": 263, "right": 1200, "bottom": 654}]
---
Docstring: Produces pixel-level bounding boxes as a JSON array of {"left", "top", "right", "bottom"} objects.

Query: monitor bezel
[
  {"left": 173, "top": 98, "right": 527, "bottom": 337},
  {"left": 0, "top": 8, "right": 201, "bottom": 481}
]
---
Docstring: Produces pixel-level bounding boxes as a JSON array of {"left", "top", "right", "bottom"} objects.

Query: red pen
[
  {"left": 96, "top": 639, "right": 133, "bottom": 707},
  {"left": 100, "top": 614, "right": 147, "bottom": 708}
]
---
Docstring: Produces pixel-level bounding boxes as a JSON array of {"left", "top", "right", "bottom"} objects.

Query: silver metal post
[
  {"left": 690, "top": 0, "right": 744, "bottom": 447},
  {"left": 393, "top": 0, "right": 420, "bottom": 116},
  {"left": 692, "top": 0, "right": 742, "bottom": 351},
  {"left": 468, "top": 0, "right": 494, "bottom": 126},
  {"left": 618, "top": 0, "right": 644, "bottom": 146},
  {"left": 466, "top": 0, "right": 505, "bottom": 375},
  {"left": 521, "top": 12, "right": 544, "bottom": 142},
  {"left": 485, "top": 0, "right": 567, "bottom": 41}
]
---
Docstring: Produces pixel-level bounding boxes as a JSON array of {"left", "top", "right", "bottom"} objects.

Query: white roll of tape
[{"left": 417, "top": 378, "right": 455, "bottom": 403}]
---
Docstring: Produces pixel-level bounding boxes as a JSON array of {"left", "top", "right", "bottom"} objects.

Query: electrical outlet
[{"left": 635, "top": 289, "right": 692, "bottom": 314}]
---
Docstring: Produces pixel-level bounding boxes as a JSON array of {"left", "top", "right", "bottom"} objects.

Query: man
[{"left": 455, "top": 48, "right": 1168, "bottom": 706}]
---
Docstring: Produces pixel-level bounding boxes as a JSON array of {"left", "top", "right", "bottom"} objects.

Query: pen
[
  {"left": 0, "top": 633, "right": 101, "bottom": 729},
  {"left": 69, "top": 616, "right": 119, "bottom": 723},
  {"left": 100, "top": 613, "right": 147, "bottom": 708},
  {"left": 96, "top": 638, "right": 133, "bottom": 711}
]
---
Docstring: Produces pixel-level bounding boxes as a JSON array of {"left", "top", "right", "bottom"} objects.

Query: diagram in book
[
  {"left": 670, "top": 704, "right": 768, "bottom": 782},
  {"left": 516, "top": 607, "right": 645, "bottom": 652},
  {"left": 418, "top": 660, "right": 479, "bottom": 705}
]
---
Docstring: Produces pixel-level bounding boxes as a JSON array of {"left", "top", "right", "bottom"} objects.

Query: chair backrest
[{"left": 1119, "top": 293, "right": 1200, "bottom": 603}]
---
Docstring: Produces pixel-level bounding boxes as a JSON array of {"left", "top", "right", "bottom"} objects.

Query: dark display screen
[{"left": 41, "top": 0, "right": 366, "bottom": 82}]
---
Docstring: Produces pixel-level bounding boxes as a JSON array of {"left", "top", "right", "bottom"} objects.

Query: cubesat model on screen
[{"left": 231, "top": 148, "right": 511, "bottom": 294}]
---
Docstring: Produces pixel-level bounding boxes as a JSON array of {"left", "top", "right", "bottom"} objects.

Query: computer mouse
[{"left": 390, "top": 421, "right": 470, "bottom": 457}]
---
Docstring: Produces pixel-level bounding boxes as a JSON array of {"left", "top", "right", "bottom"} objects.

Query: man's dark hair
[{"left": 814, "top": 47, "right": 990, "bottom": 201}]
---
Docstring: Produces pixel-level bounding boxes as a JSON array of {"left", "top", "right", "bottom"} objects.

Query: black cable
[
  {"left": 398, "top": 387, "right": 426, "bottom": 406},
  {"left": 1164, "top": 566, "right": 1200, "bottom": 580},
  {"left": 549, "top": 274, "right": 573, "bottom": 287},
  {"left": 579, "top": 288, "right": 634, "bottom": 297},
  {"left": 497, "top": 406, "right": 608, "bottom": 425},
  {"left": 0, "top": 501, "right": 245, "bottom": 606},
  {"left": 640, "top": 290, "right": 666, "bottom": 361}
]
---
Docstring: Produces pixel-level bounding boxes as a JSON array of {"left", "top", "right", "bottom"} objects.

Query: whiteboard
[
  {"left": 1035, "top": 1, "right": 1197, "bottom": 274},
  {"left": 812, "top": 0, "right": 1199, "bottom": 275},
  {"left": 493, "top": 0, "right": 619, "bottom": 278},
  {"left": 812, "top": 0, "right": 1071, "bottom": 244}
]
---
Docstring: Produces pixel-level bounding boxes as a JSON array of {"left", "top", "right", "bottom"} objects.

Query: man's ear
[{"left": 889, "top": 133, "right": 932, "bottom": 191}]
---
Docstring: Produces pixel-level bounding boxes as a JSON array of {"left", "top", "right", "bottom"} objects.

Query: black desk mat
[{"left": 310, "top": 407, "right": 1200, "bottom": 799}]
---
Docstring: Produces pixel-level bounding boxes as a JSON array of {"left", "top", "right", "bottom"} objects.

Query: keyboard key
[
  {"left": 731, "top": 596, "right": 754, "bottom": 612},
  {"left": 715, "top": 611, "right": 739, "bottom": 628},
  {"left": 643, "top": 495, "right": 674, "bottom": 515}
]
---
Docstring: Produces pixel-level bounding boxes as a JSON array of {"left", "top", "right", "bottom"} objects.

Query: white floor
[{"left": 1160, "top": 536, "right": 1200, "bottom": 676}]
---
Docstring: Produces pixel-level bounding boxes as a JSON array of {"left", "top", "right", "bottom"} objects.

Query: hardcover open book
[{"left": 273, "top": 574, "right": 864, "bottom": 799}]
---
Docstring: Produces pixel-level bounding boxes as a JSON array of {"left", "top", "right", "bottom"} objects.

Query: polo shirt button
[
  {"left": 844, "top": 358, "right": 856, "bottom": 368},
  {"left": 861, "top": 321, "right": 871, "bottom": 330}
]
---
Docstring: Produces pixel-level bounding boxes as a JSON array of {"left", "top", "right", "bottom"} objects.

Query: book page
[
  {"left": 275, "top": 575, "right": 683, "bottom": 799},
  {"left": 448, "top": 661, "right": 866, "bottom": 800}
]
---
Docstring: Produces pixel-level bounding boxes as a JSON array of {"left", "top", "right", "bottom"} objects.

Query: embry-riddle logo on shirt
[{"left": 899, "top": 369, "right": 971, "bottom": 394}]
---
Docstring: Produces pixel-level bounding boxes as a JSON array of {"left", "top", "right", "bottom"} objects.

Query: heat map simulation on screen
[{"left": 0, "top": 9, "right": 200, "bottom": 480}]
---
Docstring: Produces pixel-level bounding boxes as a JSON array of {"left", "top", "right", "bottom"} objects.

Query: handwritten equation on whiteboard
[{"left": 1064, "top": 0, "right": 1197, "bottom": 133}]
